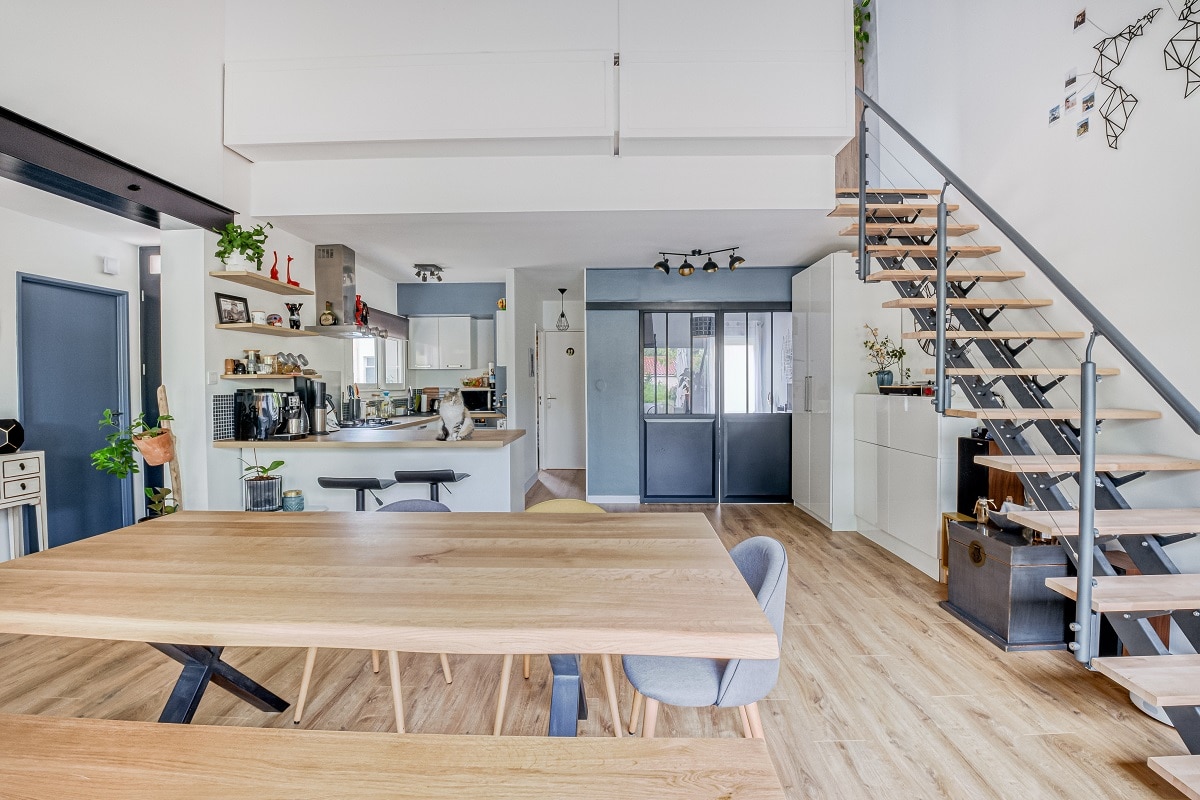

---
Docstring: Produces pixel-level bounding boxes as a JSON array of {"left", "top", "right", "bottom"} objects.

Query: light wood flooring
[{"left": 0, "top": 472, "right": 1186, "bottom": 798}]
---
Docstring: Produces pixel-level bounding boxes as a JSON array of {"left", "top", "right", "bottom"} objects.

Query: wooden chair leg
[
  {"left": 440, "top": 653, "right": 453, "bottom": 684},
  {"left": 745, "top": 701, "right": 765, "bottom": 740},
  {"left": 386, "top": 651, "right": 405, "bottom": 733},
  {"left": 493, "top": 654, "right": 514, "bottom": 736},
  {"left": 293, "top": 647, "right": 318, "bottom": 724},
  {"left": 523, "top": 654, "right": 531, "bottom": 679},
  {"left": 371, "top": 650, "right": 380, "bottom": 674},
  {"left": 628, "top": 690, "right": 643, "bottom": 735},
  {"left": 642, "top": 697, "right": 660, "bottom": 739},
  {"left": 599, "top": 654, "right": 623, "bottom": 737},
  {"left": 739, "top": 705, "right": 752, "bottom": 739}
]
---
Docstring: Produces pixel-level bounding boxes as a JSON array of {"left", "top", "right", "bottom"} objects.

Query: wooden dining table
[{"left": 0, "top": 510, "right": 779, "bottom": 735}]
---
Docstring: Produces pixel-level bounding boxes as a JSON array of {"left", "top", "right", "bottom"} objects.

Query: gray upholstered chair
[
  {"left": 623, "top": 535, "right": 787, "bottom": 740},
  {"left": 293, "top": 497, "right": 453, "bottom": 731}
]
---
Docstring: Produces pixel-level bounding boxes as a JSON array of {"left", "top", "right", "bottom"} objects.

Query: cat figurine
[{"left": 437, "top": 389, "right": 475, "bottom": 441}]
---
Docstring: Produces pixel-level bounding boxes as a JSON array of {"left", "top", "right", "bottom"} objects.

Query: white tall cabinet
[{"left": 791, "top": 252, "right": 859, "bottom": 531}]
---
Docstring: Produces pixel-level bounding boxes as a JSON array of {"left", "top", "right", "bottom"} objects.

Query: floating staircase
[{"left": 839, "top": 180, "right": 1200, "bottom": 796}]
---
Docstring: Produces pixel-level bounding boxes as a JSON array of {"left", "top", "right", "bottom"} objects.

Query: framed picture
[{"left": 215, "top": 292, "right": 250, "bottom": 324}]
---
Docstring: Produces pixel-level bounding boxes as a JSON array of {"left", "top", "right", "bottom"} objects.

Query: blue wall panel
[{"left": 397, "top": 282, "right": 505, "bottom": 317}]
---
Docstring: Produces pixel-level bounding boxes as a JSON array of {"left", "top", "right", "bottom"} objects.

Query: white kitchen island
[{"left": 213, "top": 427, "right": 526, "bottom": 512}]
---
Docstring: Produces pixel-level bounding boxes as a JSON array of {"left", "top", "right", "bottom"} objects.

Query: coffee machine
[
  {"left": 235, "top": 389, "right": 284, "bottom": 441},
  {"left": 276, "top": 392, "right": 309, "bottom": 440},
  {"left": 294, "top": 377, "right": 329, "bottom": 435}
]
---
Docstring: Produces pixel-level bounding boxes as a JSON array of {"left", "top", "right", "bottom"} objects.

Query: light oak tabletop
[{"left": 0, "top": 511, "right": 778, "bottom": 660}]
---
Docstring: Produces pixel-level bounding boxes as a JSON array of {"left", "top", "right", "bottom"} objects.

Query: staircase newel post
[
  {"left": 1073, "top": 331, "right": 1101, "bottom": 664},
  {"left": 933, "top": 183, "right": 951, "bottom": 414},
  {"left": 857, "top": 109, "right": 869, "bottom": 281}
]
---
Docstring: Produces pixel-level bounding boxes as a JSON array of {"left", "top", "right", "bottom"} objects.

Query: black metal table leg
[
  {"left": 547, "top": 654, "right": 588, "bottom": 737},
  {"left": 150, "top": 644, "right": 290, "bottom": 724}
]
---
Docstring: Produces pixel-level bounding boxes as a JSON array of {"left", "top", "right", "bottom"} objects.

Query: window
[
  {"left": 353, "top": 337, "right": 405, "bottom": 387},
  {"left": 641, "top": 312, "right": 716, "bottom": 415}
]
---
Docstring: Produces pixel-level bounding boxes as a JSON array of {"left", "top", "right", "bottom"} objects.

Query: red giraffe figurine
[
  {"left": 286, "top": 255, "right": 300, "bottom": 287},
  {"left": 269, "top": 250, "right": 279, "bottom": 281}
]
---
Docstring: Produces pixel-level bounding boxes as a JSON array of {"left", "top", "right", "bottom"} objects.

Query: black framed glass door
[{"left": 640, "top": 309, "right": 790, "bottom": 503}]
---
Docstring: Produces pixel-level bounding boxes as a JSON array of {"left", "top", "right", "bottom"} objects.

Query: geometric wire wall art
[
  {"left": 1093, "top": 8, "right": 1161, "bottom": 148},
  {"left": 1165, "top": 0, "right": 1200, "bottom": 98}
]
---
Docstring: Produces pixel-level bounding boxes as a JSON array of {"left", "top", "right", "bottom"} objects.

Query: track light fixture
[
  {"left": 414, "top": 263, "right": 444, "bottom": 283},
  {"left": 650, "top": 247, "right": 743, "bottom": 276}
]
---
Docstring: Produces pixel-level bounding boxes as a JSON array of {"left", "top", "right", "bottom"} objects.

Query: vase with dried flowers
[{"left": 862, "top": 324, "right": 909, "bottom": 390}]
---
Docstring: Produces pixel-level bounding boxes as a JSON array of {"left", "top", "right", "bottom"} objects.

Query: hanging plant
[{"left": 853, "top": 0, "right": 872, "bottom": 64}]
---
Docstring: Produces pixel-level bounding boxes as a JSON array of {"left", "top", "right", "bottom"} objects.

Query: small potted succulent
[
  {"left": 91, "top": 409, "right": 175, "bottom": 478},
  {"left": 241, "top": 452, "right": 285, "bottom": 512},
  {"left": 214, "top": 221, "right": 273, "bottom": 271}
]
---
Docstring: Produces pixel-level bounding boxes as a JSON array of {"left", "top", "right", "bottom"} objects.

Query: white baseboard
[{"left": 587, "top": 495, "right": 640, "bottom": 504}]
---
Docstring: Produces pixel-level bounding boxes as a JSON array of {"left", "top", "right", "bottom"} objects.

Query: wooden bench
[
  {"left": 1150, "top": 755, "right": 1200, "bottom": 800},
  {"left": 0, "top": 714, "right": 786, "bottom": 799}
]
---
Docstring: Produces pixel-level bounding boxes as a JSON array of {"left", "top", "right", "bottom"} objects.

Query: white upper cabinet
[
  {"left": 407, "top": 316, "right": 478, "bottom": 370},
  {"left": 224, "top": 0, "right": 852, "bottom": 161}
]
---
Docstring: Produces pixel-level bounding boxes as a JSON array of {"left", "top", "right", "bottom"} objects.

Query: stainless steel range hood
[{"left": 305, "top": 244, "right": 407, "bottom": 339}]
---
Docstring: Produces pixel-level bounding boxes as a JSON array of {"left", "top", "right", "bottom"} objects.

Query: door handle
[{"left": 804, "top": 375, "right": 813, "bottom": 412}]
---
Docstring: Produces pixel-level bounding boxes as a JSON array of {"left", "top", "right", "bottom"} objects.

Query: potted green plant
[
  {"left": 91, "top": 410, "right": 175, "bottom": 478},
  {"left": 853, "top": 0, "right": 871, "bottom": 64},
  {"left": 241, "top": 452, "right": 285, "bottom": 512},
  {"left": 214, "top": 221, "right": 273, "bottom": 271},
  {"left": 862, "top": 324, "right": 909, "bottom": 389},
  {"left": 141, "top": 487, "right": 179, "bottom": 521}
]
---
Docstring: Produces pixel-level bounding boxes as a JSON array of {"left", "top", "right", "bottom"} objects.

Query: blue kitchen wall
[
  {"left": 584, "top": 266, "right": 804, "bottom": 498},
  {"left": 397, "top": 282, "right": 504, "bottom": 317}
]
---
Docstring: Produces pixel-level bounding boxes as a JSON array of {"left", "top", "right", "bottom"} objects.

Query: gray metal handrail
[{"left": 856, "top": 87, "right": 1200, "bottom": 435}]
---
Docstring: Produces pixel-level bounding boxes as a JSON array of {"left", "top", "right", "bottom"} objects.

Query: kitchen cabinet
[
  {"left": 853, "top": 394, "right": 973, "bottom": 580},
  {"left": 790, "top": 253, "right": 855, "bottom": 530},
  {"left": 408, "top": 316, "right": 479, "bottom": 369}
]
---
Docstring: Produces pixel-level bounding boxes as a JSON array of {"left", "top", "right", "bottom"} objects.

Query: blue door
[{"left": 18, "top": 274, "right": 132, "bottom": 547}]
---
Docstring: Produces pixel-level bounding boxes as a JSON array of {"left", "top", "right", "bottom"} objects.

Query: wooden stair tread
[
  {"left": 1092, "top": 655, "right": 1200, "bottom": 707},
  {"left": 866, "top": 269, "right": 1024, "bottom": 283},
  {"left": 945, "top": 407, "right": 1162, "bottom": 421},
  {"left": 884, "top": 298, "right": 1052, "bottom": 309},
  {"left": 829, "top": 203, "right": 960, "bottom": 218},
  {"left": 0, "top": 713, "right": 786, "bottom": 800},
  {"left": 858, "top": 245, "right": 1001, "bottom": 259},
  {"left": 924, "top": 367, "right": 1121, "bottom": 376},
  {"left": 1150, "top": 756, "right": 1200, "bottom": 800},
  {"left": 1046, "top": 573, "right": 1200, "bottom": 612},
  {"left": 837, "top": 187, "right": 943, "bottom": 196},
  {"left": 1010, "top": 508, "right": 1200, "bottom": 537},
  {"left": 902, "top": 330, "right": 1085, "bottom": 341},
  {"left": 838, "top": 223, "right": 979, "bottom": 237},
  {"left": 976, "top": 454, "right": 1200, "bottom": 474}
]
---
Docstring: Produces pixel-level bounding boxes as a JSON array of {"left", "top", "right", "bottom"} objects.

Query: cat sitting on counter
[{"left": 437, "top": 389, "right": 475, "bottom": 441}]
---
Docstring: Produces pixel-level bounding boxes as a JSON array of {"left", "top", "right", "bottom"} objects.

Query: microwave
[{"left": 459, "top": 388, "right": 493, "bottom": 411}]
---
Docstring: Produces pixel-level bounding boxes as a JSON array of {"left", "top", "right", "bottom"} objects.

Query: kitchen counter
[{"left": 212, "top": 428, "right": 523, "bottom": 449}]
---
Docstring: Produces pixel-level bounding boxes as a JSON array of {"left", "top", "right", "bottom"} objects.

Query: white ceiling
[{"left": 264, "top": 209, "right": 847, "bottom": 284}]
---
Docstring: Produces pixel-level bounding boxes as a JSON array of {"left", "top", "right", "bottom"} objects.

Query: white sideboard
[
  {"left": 0, "top": 451, "right": 48, "bottom": 560},
  {"left": 853, "top": 395, "right": 973, "bottom": 580}
]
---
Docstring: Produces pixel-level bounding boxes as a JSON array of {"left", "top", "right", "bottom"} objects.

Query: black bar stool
[
  {"left": 393, "top": 469, "right": 470, "bottom": 502},
  {"left": 316, "top": 477, "right": 397, "bottom": 511}
]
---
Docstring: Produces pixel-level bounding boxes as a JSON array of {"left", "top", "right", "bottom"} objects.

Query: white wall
[
  {"left": 0, "top": 0, "right": 231, "bottom": 202},
  {"left": 0, "top": 204, "right": 142, "bottom": 557},
  {"left": 876, "top": 0, "right": 1200, "bottom": 509}
]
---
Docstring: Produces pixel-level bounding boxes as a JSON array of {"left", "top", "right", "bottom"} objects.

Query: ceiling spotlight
[
  {"left": 678, "top": 259, "right": 695, "bottom": 277},
  {"left": 702, "top": 256, "right": 718, "bottom": 273},
  {"left": 414, "top": 263, "right": 444, "bottom": 283},
  {"left": 728, "top": 252, "right": 745, "bottom": 270},
  {"left": 651, "top": 246, "right": 742, "bottom": 277},
  {"left": 654, "top": 256, "right": 671, "bottom": 274}
]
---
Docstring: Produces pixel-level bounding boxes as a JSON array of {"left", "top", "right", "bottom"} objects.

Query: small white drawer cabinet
[
  {"left": 0, "top": 451, "right": 48, "bottom": 559},
  {"left": 853, "top": 395, "right": 973, "bottom": 580}
]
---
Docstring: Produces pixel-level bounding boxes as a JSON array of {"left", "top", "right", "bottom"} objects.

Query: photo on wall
[
  {"left": 1065, "top": 68, "right": 1078, "bottom": 89},
  {"left": 1082, "top": 91, "right": 1095, "bottom": 112},
  {"left": 1074, "top": 8, "right": 1087, "bottom": 30},
  {"left": 1065, "top": 91, "right": 1078, "bottom": 112},
  {"left": 1077, "top": 117, "right": 1091, "bottom": 138},
  {"left": 1049, "top": 104, "right": 1062, "bottom": 125}
]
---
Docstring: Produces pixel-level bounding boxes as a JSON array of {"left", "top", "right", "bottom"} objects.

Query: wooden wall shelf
[
  {"left": 219, "top": 374, "right": 322, "bottom": 381},
  {"left": 214, "top": 323, "right": 318, "bottom": 338},
  {"left": 209, "top": 270, "right": 313, "bottom": 296}
]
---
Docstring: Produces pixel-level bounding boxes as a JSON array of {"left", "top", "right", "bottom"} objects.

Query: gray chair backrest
[
  {"left": 377, "top": 499, "right": 451, "bottom": 513},
  {"left": 715, "top": 536, "right": 788, "bottom": 707}
]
